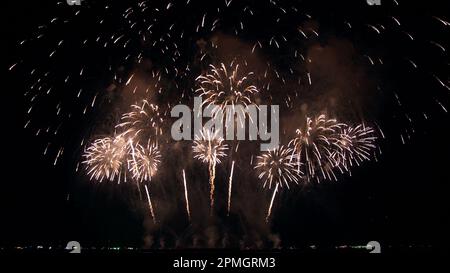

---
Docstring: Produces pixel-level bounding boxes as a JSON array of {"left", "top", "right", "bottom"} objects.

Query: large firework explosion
[{"left": 11, "top": 0, "right": 449, "bottom": 247}]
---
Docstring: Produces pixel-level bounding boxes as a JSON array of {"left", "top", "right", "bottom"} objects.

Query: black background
[{"left": 2, "top": 0, "right": 449, "bottom": 253}]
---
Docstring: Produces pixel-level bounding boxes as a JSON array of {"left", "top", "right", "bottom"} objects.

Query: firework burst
[
  {"left": 193, "top": 128, "right": 228, "bottom": 213},
  {"left": 290, "top": 114, "right": 344, "bottom": 183},
  {"left": 129, "top": 142, "right": 162, "bottom": 183},
  {"left": 333, "top": 125, "right": 378, "bottom": 172},
  {"left": 116, "top": 100, "right": 165, "bottom": 144},
  {"left": 255, "top": 145, "right": 302, "bottom": 222},
  {"left": 82, "top": 136, "right": 128, "bottom": 183},
  {"left": 193, "top": 128, "right": 228, "bottom": 165},
  {"left": 196, "top": 62, "right": 259, "bottom": 125},
  {"left": 126, "top": 138, "right": 162, "bottom": 224},
  {"left": 255, "top": 146, "right": 302, "bottom": 190}
]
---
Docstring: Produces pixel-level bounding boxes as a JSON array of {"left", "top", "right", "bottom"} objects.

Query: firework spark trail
[
  {"left": 255, "top": 146, "right": 302, "bottom": 221},
  {"left": 193, "top": 128, "right": 228, "bottom": 214},
  {"left": 128, "top": 138, "right": 138, "bottom": 175},
  {"left": 144, "top": 184, "right": 157, "bottom": 224},
  {"left": 182, "top": 169, "right": 191, "bottom": 221},
  {"left": 208, "top": 159, "right": 217, "bottom": 214},
  {"left": 127, "top": 138, "right": 143, "bottom": 199},
  {"left": 227, "top": 160, "right": 235, "bottom": 216},
  {"left": 266, "top": 183, "right": 279, "bottom": 223}
]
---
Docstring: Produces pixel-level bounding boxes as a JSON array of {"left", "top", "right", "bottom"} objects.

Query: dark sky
[{"left": 2, "top": 0, "right": 450, "bottom": 252}]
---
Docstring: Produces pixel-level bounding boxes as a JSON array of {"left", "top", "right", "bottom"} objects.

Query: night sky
[{"left": 3, "top": 0, "right": 450, "bottom": 252}]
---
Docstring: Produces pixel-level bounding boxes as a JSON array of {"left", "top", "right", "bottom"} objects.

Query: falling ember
[
  {"left": 144, "top": 184, "right": 156, "bottom": 224},
  {"left": 266, "top": 183, "right": 279, "bottom": 223},
  {"left": 8, "top": 63, "right": 17, "bottom": 71},
  {"left": 182, "top": 169, "right": 191, "bottom": 221},
  {"left": 125, "top": 73, "right": 134, "bottom": 86},
  {"left": 227, "top": 161, "right": 235, "bottom": 216}
]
